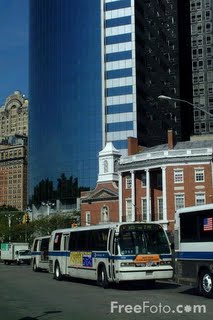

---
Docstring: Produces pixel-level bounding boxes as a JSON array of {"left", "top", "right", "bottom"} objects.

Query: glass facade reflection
[{"left": 29, "top": 0, "right": 102, "bottom": 200}]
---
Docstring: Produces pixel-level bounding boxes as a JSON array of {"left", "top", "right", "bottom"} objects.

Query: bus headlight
[
  {"left": 120, "top": 262, "right": 135, "bottom": 267},
  {"left": 160, "top": 260, "right": 172, "bottom": 265}
]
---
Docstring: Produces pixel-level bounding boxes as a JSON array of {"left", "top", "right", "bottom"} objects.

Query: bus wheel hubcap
[{"left": 203, "top": 274, "right": 212, "bottom": 292}]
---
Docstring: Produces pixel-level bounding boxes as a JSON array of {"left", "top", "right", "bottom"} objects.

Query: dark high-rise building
[
  {"left": 188, "top": 0, "right": 213, "bottom": 135},
  {"left": 29, "top": 0, "right": 102, "bottom": 201}
]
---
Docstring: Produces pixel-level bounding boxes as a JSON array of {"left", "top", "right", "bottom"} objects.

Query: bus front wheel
[
  {"left": 33, "top": 259, "right": 38, "bottom": 272},
  {"left": 97, "top": 265, "right": 109, "bottom": 289},
  {"left": 54, "top": 262, "right": 62, "bottom": 281},
  {"left": 199, "top": 270, "right": 213, "bottom": 298}
]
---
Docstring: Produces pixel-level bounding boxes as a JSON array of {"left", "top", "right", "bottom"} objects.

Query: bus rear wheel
[
  {"left": 54, "top": 262, "right": 62, "bottom": 281},
  {"left": 199, "top": 270, "right": 213, "bottom": 298},
  {"left": 97, "top": 265, "right": 109, "bottom": 289}
]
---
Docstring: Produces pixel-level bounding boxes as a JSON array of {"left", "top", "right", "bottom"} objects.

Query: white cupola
[{"left": 97, "top": 142, "right": 121, "bottom": 183}]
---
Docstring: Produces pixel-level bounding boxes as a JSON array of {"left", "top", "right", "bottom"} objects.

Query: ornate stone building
[
  {"left": 0, "top": 91, "right": 28, "bottom": 141},
  {"left": 0, "top": 91, "right": 28, "bottom": 210}
]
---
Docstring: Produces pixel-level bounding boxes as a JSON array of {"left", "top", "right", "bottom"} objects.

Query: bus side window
[
  {"left": 54, "top": 233, "right": 62, "bottom": 250},
  {"left": 33, "top": 239, "right": 38, "bottom": 251},
  {"left": 41, "top": 238, "right": 49, "bottom": 260}
]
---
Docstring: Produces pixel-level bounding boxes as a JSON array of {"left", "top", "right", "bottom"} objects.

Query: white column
[
  {"left": 146, "top": 169, "right": 150, "bottom": 221},
  {"left": 118, "top": 173, "right": 123, "bottom": 222},
  {"left": 131, "top": 170, "right": 135, "bottom": 221},
  {"left": 162, "top": 166, "right": 167, "bottom": 223}
]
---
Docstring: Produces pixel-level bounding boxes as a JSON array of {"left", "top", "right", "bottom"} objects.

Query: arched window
[
  {"left": 114, "top": 160, "right": 119, "bottom": 172},
  {"left": 103, "top": 160, "right": 108, "bottom": 173},
  {"left": 101, "top": 205, "right": 109, "bottom": 222}
]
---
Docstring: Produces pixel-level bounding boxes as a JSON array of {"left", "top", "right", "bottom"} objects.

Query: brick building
[
  {"left": 80, "top": 143, "right": 121, "bottom": 226},
  {"left": 81, "top": 131, "right": 213, "bottom": 231},
  {"left": 119, "top": 131, "right": 213, "bottom": 231},
  {"left": 0, "top": 141, "right": 28, "bottom": 210}
]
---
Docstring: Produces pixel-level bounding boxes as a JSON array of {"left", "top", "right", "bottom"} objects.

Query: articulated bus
[
  {"left": 48, "top": 222, "right": 173, "bottom": 288},
  {"left": 175, "top": 204, "right": 213, "bottom": 298},
  {"left": 31, "top": 235, "right": 50, "bottom": 272}
]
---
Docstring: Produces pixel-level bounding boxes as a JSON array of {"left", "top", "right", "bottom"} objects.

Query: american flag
[{"left": 203, "top": 217, "right": 213, "bottom": 231}]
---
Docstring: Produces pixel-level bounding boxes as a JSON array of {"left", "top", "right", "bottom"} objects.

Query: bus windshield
[{"left": 118, "top": 224, "right": 170, "bottom": 255}]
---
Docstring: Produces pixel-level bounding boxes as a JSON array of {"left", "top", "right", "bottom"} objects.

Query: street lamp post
[
  {"left": 5, "top": 213, "right": 15, "bottom": 242},
  {"left": 41, "top": 201, "right": 55, "bottom": 216},
  {"left": 158, "top": 95, "right": 213, "bottom": 117}
]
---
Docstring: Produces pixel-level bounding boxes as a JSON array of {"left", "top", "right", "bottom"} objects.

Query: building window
[
  {"left": 114, "top": 160, "right": 118, "bottom": 172},
  {"left": 103, "top": 160, "right": 108, "bottom": 173},
  {"left": 205, "top": 22, "right": 212, "bottom": 32},
  {"left": 141, "top": 198, "right": 147, "bottom": 221},
  {"left": 197, "top": 23, "right": 202, "bottom": 33},
  {"left": 156, "top": 172, "right": 162, "bottom": 187},
  {"left": 198, "top": 60, "right": 203, "bottom": 69},
  {"left": 126, "top": 199, "right": 132, "bottom": 222},
  {"left": 196, "top": 1, "right": 201, "bottom": 10},
  {"left": 207, "top": 47, "right": 212, "bottom": 56},
  {"left": 192, "top": 61, "right": 197, "bottom": 71},
  {"left": 209, "top": 122, "right": 213, "bottom": 132},
  {"left": 101, "top": 205, "right": 109, "bottom": 223},
  {"left": 201, "top": 122, "right": 206, "bottom": 132},
  {"left": 195, "top": 168, "right": 204, "bottom": 182},
  {"left": 205, "top": 0, "right": 210, "bottom": 8},
  {"left": 141, "top": 172, "right": 146, "bottom": 187},
  {"left": 157, "top": 198, "right": 163, "bottom": 220},
  {"left": 207, "top": 60, "right": 212, "bottom": 68},
  {"left": 197, "top": 36, "right": 203, "bottom": 46},
  {"left": 205, "top": 10, "right": 211, "bottom": 20},
  {"left": 174, "top": 169, "right": 184, "bottom": 183},
  {"left": 85, "top": 211, "right": 91, "bottom": 226},
  {"left": 206, "top": 35, "right": 212, "bottom": 45},
  {"left": 196, "top": 12, "right": 202, "bottom": 21},
  {"left": 195, "top": 192, "right": 206, "bottom": 205},
  {"left": 191, "top": 1, "right": 195, "bottom": 11},
  {"left": 198, "top": 48, "right": 203, "bottom": 57},
  {"left": 192, "top": 38, "right": 197, "bottom": 46},
  {"left": 191, "top": 13, "right": 196, "bottom": 22},
  {"left": 175, "top": 194, "right": 185, "bottom": 210},
  {"left": 126, "top": 175, "right": 132, "bottom": 189}
]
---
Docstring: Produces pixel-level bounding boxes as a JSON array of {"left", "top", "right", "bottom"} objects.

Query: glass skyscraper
[{"left": 29, "top": 0, "right": 102, "bottom": 200}]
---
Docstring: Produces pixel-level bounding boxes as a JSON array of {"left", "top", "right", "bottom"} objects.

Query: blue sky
[{"left": 0, "top": 0, "right": 28, "bottom": 105}]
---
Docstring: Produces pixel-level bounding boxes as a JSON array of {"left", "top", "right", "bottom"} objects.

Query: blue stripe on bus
[
  {"left": 48, "top": 251, "right": 171, "bottom": 260},
  {"left": 31, "top": 252, "right": 41, "bottom": 256},
  {"left": 49, "top": 251, "right": 70, "bottom": 257},
  {"left": 176, "top": 251, "right": 213, "bottom": 260}
]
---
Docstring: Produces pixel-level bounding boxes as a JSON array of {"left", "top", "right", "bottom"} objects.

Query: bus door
[
  {"left": 62, "top": 233, "right": 69, "bottom": 274},
  {"left": 108, "top": 229, "right": 118, "bottom": 281}
]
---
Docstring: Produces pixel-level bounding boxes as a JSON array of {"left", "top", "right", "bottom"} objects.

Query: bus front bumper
[{"left": 115, "top": 267, "right": 173, "bottom": 282}]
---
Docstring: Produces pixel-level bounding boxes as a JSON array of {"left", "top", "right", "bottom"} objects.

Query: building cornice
[{"left": 119, "top": 148, "right": 213, "bottom": 172}]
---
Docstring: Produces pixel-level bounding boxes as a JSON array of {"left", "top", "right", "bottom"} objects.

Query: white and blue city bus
[
  {"left": 31, "top": 235, "right": 50, "bottom": 272},
  {"left": 175, "top": 204, "right": 213, "bottom": 298},
  {"left": 48, "top": 222, "right": 173, "bottom": 288}
]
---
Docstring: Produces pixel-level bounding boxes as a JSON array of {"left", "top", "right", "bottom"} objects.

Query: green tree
[{"left": 30, "top": 213, "right": 80, "bottom": 239}]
